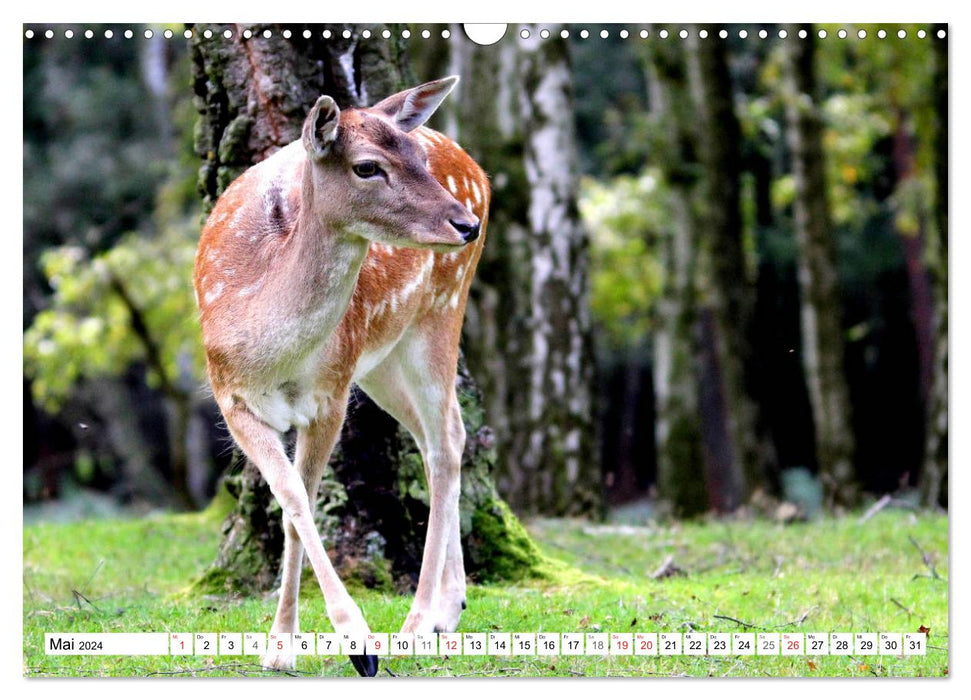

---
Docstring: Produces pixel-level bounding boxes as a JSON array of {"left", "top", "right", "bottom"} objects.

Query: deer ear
[
  {"left": 373, "top": 76, "right": 459, "bottom": 133},
  {"left": 303, "top": 96, "right": 340, "bottom": 160}
]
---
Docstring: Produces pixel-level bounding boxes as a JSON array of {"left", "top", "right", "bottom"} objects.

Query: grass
[{"left": 22, "top": 506, "right": 948, "bottom": 678}]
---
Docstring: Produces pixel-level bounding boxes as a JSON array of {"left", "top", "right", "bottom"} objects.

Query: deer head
[{"left": 301, "top": 76, "right": 480, "bottom": 251}]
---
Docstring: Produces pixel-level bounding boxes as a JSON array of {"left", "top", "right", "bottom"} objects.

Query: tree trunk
[
  {"left": 921, "top": 27, "right": 948, "bottom": 508},
  {"left": 643, "top": 32, "right": 708, "bottom": 516},
  {"left": 448, "top": 25, "right": 601, "bottom": 517},
  {"left": 782, "top": 25, "right": 858, "bottom": 508},
  {"left": 189, "top": 23, "right": 545, "bottom": 595},
  {"left": 687, "top": 27, "right": 776, "bottom": 501}
]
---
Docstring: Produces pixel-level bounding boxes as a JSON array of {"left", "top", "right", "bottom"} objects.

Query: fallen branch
[
  {"left": 908, "top": 535, "right": 944, "bottom": 581},
  {"left": 858, "top": 494, "right": 892, "bottom": 523},
  {"left": 890, "top": 598, "right": 913, "bottom": 616},
  {"left": 713, "top": 614, "right": 763, "bottom": 630},
  {"left": 775, "top": 608, "right": 814, "bottom": 628},
  {"left": 652, "top": 555, "right": 687, "bottom": 580}
]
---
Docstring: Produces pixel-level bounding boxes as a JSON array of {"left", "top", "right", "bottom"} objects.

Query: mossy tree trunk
[
  {"left": 189, "top": 23, "right": 545, "bottom": 595},
  {"left": 448, "top": 24, "right": 601, "bottom": 517},
  {"left": 686, "top": 27, "right": 778, "bottom": 501},
  {"left": 782, "top": 25, "right": 858, "bottom": 508},
  {"left": 642, "top": 31, "right": 709, "bottom": 516},
  {"left": 921, "top": 26, "right": 948, "bottom": 508}
]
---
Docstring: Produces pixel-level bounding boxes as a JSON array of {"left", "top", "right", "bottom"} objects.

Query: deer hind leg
[
  {"left": 358, "top": 336, "right": 467, "bottom": 634},
  {"left": 222, "top": 399, "right": 377, "bottom": 676},
  {"left": 260, "top": 393, "right": 346, "bottom": 671}
]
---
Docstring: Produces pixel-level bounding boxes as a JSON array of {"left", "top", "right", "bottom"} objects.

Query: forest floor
[{"left": 22, "top": 504, "right": 948, "bottom": 678}]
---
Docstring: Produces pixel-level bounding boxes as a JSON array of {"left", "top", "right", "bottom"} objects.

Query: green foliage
[
  {"left": 579, "top": 173, "right": 666, "bottom": 350},
  {"left": 24, "top": 225, "right": 204, "bottom": 413}
]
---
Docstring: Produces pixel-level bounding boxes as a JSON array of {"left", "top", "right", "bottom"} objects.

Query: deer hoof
[{"left": 350, "top": 654, "right": 378, "bottom": 677}]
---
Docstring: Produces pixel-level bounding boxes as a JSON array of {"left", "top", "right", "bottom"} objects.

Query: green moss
[{"left": 468, "top": 499, "right": 562, "bottom": 583}]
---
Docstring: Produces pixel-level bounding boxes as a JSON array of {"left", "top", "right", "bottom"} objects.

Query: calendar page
[{"left": 22, "top": 9, "right": 950, "bottom": 682}]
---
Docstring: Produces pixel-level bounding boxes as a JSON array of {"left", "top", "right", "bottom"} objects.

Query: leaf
[
  {"left": 807, "top": 660, "right": 817, "bottom": 671},
  {"left": 918, "top": 625, "right": 930, "bottom": 636}
]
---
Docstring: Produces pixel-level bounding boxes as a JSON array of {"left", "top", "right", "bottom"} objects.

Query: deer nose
[{"left": 450, "top": 218, "right": 480, "bottom": 243}]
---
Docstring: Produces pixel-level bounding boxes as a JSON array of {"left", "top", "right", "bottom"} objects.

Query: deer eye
[{"left": 352, "top": 161, "right": 382, "bottom": 179}]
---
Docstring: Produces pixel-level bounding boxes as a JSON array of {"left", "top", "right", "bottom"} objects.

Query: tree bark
[
  {"left": 448, "top": 25, "right": 601, "bottom": 517},
  {"left": 782, "top": 26, "right": 858, "bottom": 508},
  {"left": 921, "top": 26, "right": 948, "bottom": 508},
  {"left": 643, "top": 31, "right": 709, "bottom": 516},
  {"left": 687, "top": 27, "right": 776, "bottom": 501},
  {"left": 189, "top": 23, "right": 545, "bottom": 594}
]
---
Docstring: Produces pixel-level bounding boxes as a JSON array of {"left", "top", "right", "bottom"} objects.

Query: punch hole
[
  {"left": 619, "top": 29, "right": 629, "bottom": 39},
  {"left": 561, "top": 29, "right": 570, "bottom": 39},
  {"left": 402, "top": 29, "right": 411, "bottom": 39},
  {"left": 283, "top": 29, "right": 291, "bottom": 39},
  {"left": 601, "top": 30, "right": 609, "bottom": 39},
  {"left": 878, "top": 30, "right": 887, "bottom": 39},
  {"left": 659, "top": 29, "right": 668, "bottom": 39},
  {"left": 639, "top": 30, "right": 648, "bottom": 39},
  {"left": 323, "top": 29, "right": 332, "bottom": 38},
  {"left": 858, "top": 29, "right": 867, "bottom": 39},
  {"left": 421, "top": 29, "right": 430, "bottom": 39},
  {"left": 124, "top": 29, "right": 133, "bottom": 39},
  {"left": 699, "top": 29, "right": 709, "bottom": 39},
  {"left": 679, "top": 29, "right": 688, "bottom": 39},
  {"left": 818, "top": 29, "right": 827, "bottom": 39},
  {"left": 798, "top": 29, "right": 808, "bottom": 39},
  {"left": 303, "top": 30, "right": 311, "bottom": 39},
  {"left": 580, "top": 29, "right": 590, "bottom": 39},
  {"left": 104, "top": 29, "right": 113, "bottom": 38},
  {"left": 362, "top": 29, "right": 372, "bottom": 39},
  {"left": 897, "top": 29, "right": 907, "bottom": 39},
  {"left": 24, "top": 29, "right": 33, "bottom": 39},
  {"left": 44, "top": 29, "right": 53, "bottom": 38},
  {"left": 779, "top": 29, "right": 788, "bottom": 39},
  {"left": 719, "top": 29, "right": 728, "bottom": 39},
  {"left": 382, "top": 29, "right": 391, "bottom": 39},
  {"left": 937, "top": 29, "right": 946, "bottom": 38},
  {"left": 441, "top": 29, "right": 451, "bottom": 39},
  {"left": 242, "top": 29, "right": 252, "bottom": 39},
  {"left": 164, "top": 29, "right": 173, "bottom": 39},
  {"left": 342, "top": 29, "right": 351, "bottom": 39},
  {"left": 463, "top": 24, "right": 507, "bottom": 46},
  {"left": 759, "top": 29, "right": 768, "bottom": 39},
  {"left": 144, "top": 29, "right": 153, "bottom": 39},
  {"left": 64, "top": 29, "right": 74, "bottom": 39},
  {"left": 264, "top": 29, "right": 273, "bottom": 39},
  {"left": 917, "top": 29, "right": 926, "bottom": 38},
  {"left": 738, "top": 29, "right": 748, "bottom": 39},
  {"left": 541, "top": 29, "right": 551, "bottom": 39},
  {"left": 838, "top": 29, "right": 847, "bottom": 39},
  {"left": 520, "top": 29, "right": 530, "bottom": 40}
]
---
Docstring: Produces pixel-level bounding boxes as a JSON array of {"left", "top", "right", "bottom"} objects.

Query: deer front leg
[
  {"left": 401, "top": 396, "right": 466, "bottom": 634},
  {"left": 223, "top": 402, "right": 377, "bottom": 676},
  {"left": 261, "top": 398, "right": 347, "bottom": 671}
]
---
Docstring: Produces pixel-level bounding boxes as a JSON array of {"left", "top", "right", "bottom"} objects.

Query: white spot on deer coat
[
  {"left": 204, "top": 281, "right": 224, "bottom": 305},
  {"left": 446, "top": 175, "right": 458, "bottom": 194}
]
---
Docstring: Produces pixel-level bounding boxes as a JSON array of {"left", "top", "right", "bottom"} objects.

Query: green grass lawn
[{"left": 22, "top": 506, "right": 948, "bottom": 678}]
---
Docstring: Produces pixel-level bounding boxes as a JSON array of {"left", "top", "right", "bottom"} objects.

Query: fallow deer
[{"left": 194, "top": 76, "right": 488, "bottom": 676}]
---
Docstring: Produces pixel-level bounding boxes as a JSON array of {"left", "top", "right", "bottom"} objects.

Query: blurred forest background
[{"left": 23, "top": 23, "right": 948, "bottom": 528}]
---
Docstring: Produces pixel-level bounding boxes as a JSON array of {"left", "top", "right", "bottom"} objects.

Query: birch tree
[{"left": 449, "top": 25, "right": 600, "bottom": 516}]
